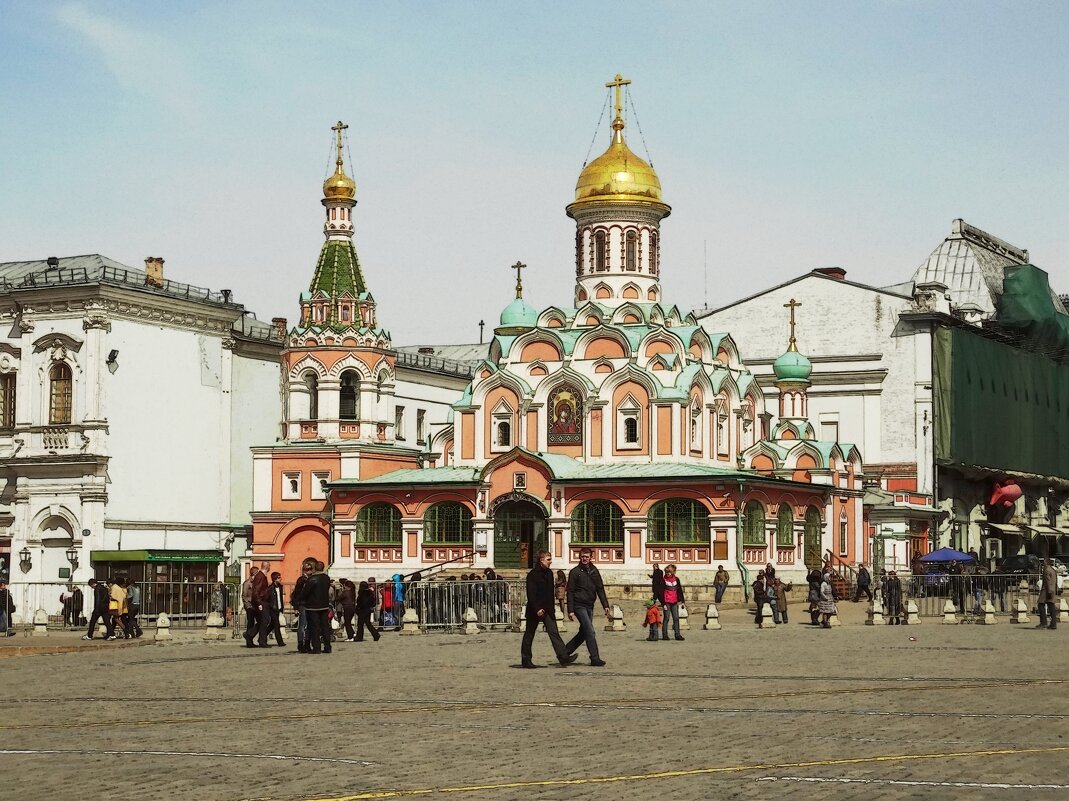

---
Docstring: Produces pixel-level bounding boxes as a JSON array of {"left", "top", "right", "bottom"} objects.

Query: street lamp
[
  {"left": 65, "top": 546, "right": 79, "bottom": 570},
  {"left": 18, "top": 547, "right": 31, "bottom": 572}
]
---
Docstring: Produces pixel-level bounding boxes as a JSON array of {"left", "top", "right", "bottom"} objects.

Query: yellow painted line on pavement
[
  {"left": 288, "top": 745, "right": 1069, "bottom": 800},
  {"left": 0, "top": 677, "right": 1061, "bottom": 731}
]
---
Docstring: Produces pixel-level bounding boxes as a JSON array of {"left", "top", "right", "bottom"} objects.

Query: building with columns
[
  {"left": 0, "top": 254, "right": 283, "bottom": 616},
  {"left": 324, "top": 77, "right": 864, "bottom": 584}
]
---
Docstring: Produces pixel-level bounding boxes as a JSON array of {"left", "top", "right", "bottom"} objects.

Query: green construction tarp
[
  {"left": 997, "top": 264, "right": 1069, "bottom": 360},
  {"left": 934, "top": 325, "right": 1069, "bottom": 480}
]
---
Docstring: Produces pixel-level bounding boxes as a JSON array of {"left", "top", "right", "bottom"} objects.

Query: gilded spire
[
  {"left": 606, "top": 73, "right": 631, "bottom": 142},
  {"left": 511, "top": 260, "right": 526, "bottom": 299},
  {"left": 323, "top": 120, "right": 356, "bottom": 200}
]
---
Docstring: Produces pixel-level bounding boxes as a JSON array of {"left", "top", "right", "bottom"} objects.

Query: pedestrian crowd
[{"left": 80, "top": 576, "right": 143, "bottom": 640}]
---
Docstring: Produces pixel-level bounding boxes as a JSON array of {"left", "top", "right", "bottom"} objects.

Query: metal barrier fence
[
  {"left": 4, "top": 581, "right": 238, "bottom": 630},
  {"left": 393, "top": 580, "right": 521, "bottom": 632},
  {"left": 904, "top": 573, "right": 1040, "bottom": 618}
]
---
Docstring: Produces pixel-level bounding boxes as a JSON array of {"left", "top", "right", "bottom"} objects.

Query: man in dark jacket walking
[
  {"left": 262, "top": 572, "right": 286, "bottom": 647},
  {"left": 82, "top": 578, "right": 110, "bottom": 640},
  {"left": 242, "top": 566, "right": 269, "bottom": 648},
  {"left": 291, "top": 559, "right": 315, "bottom": 653},
  {"left": 853, "top": 563, "right": 872, "bottom": 602},
  {"left": 0, "top": 579, "right": 14, "bottom": 634},
  {"left": 303, "top": 561, "right": 332, "bottom": 654},
  {"left": 521, "top": 551, "right": 575, "bottom": 668},
  {"left": 564, "top": 547, "right": 611, "bottom": 667}
]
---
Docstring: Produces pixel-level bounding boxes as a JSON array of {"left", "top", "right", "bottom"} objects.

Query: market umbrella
[{"left": 919, "top": 547, "right": 975, "bottom": 563}]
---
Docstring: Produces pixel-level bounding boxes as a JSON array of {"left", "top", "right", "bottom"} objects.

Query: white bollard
[
  {"left": 1058, "top": 598, "right": 1069, "bottom": 624},
  {"left": 399, "top": 607, "right": 421, "bottom": 636},
  {"left": 604, "top": 604, "right": 626, "bottom": 632},
  {"left": 32, "top": 609, "right": 49, "bottom": 637},
  {"left": 678, "top": 604, "right": 691, "bottom": 631},
  {"left": 1010, "top": 598, "right": 1031, "bottom": 624},
  {"left": 977, "top": 600, "right": 998, "bottom": 625},
  {"left": 941, "top": 599, "right": 959, "bottom": 625},
  {"left": 203, "top": 611, "right": 227, "bottom": 641},
  {"left": 461, "top": 606, "right": 479, "bottom": 635},
  {"left": 154, "top": 612, "right": 173, "bottom": 641},
  {"left": 865, "top": 602, "right": 885, "bottom": 626},
  {"left": 906, "top": 599, "right": 921, "bottom": 625},
  {"left": 554, "top": 606, "right": 568, "bottom": 634},
  {"left": 704, "top": 604, "right": 721, "bottom": 631},
  {"left": 759, "top": 603, "right": 774, "bottom": 628}
]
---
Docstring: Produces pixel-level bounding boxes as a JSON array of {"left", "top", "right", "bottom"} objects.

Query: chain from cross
[
  {"left": 331, "top": 121, "right": 348, "bottom": 165},
  {"left": 605, "top": 73, "right": 631, "bottom": 120},
  {"left": 511, "top": 261, "right": 526, "bottom": 299}
]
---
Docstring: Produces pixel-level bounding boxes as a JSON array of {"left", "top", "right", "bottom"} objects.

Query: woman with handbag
[{"left": 107, "top": 577, "right": 128, "bottom": 640}]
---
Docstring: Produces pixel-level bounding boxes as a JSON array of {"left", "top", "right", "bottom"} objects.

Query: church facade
[{"left": 324, "top": 77, "right": 864, "bottom": 584}]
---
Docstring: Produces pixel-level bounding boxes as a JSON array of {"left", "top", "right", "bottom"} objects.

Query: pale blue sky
[{"left": 1, "top": 2, "right": 1066, "bottom": 345}]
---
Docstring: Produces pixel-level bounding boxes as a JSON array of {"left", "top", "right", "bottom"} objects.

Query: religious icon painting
[{"left": 547, "top": 384, "right": 583, "bottom": 445}]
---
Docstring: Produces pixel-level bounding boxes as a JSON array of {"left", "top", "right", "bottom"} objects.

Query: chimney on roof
[
  {"left": 813, "top": 267, "right": 847, "bottom": 281},
  {"left": 46, "top": 256, "right": 59, "bottom": 270},
  {"left": 144, "top": 257, "right": 165, "bottom": 288},
  {"left": 418, "top": 347, "right": 435, "bottom": 355},
  {"left": 271, "top": 317, "right": 287, "bottom": 339}
]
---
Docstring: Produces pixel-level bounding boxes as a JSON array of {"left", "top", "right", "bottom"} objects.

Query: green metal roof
[
  {"left": 330, "top": 467, "right": 481, "bottom": 487},
  {"left": 309, "top": 239, "right": 366, "bottom": 298}
]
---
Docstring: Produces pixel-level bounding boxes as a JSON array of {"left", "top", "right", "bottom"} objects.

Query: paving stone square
[{"left": 0, "top": 614, "right": 1066, "bottom": 801}]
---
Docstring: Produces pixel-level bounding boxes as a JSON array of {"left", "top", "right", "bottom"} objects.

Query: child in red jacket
[{"left": 643, "top": 599, "right": 663, "bottom": 641}]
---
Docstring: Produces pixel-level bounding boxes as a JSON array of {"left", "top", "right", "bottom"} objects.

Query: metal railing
[
  {"left": 398, "top": 580, "right": 520, "bottom": 632},
  {"left": 904, "top": 573, "right": 1041, "bottom": 619},
  {"left": 5, "top": 581, "right": 238, "bottom": 630},
  {"left": 394, "top": 350, "right": 476, "bottom": 378}
]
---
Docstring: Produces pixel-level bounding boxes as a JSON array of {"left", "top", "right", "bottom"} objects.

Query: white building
[{"left": 0, "top": 255, "right": 282, "bottom": 617}]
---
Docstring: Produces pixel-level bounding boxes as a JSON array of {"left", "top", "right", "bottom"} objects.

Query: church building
[{"left": 324, "top": 77, "right": 864, "bottom": 584}]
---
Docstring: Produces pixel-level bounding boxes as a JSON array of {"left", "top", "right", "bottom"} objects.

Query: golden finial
[
  {"left": 783, "top": 298, "right": 802, "bottom": 352},
  {"left": 511, "top": 260, "right": 526, "bottom": 299},
  {"left": 605, "top": 73, "right": 631, "bottom": 141}
]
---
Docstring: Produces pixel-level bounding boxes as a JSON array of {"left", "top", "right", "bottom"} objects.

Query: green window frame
[
  {"left": 742, "top": 500, "right": 766, "bottom": 545},
  {"left": 423, "top": 502, "right": 473, "bottom": 544},
  {"left": 570, "top": 500, "right": 623, "bottom": 544},
  {"left": 354, "top": 503, "right": 401, "bottom": 544},
  {"left": 647, "top": 499, "right": 710, "bottom": 544},
  {"left": 776, "top": 504, "right": 794, "bottom": 547}
]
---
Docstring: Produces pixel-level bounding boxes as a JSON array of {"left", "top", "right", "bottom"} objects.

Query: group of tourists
[
  {"left": 751, "top": 564, "right": 795, "bottom": 628},
  {"left": 241, "top": 561, "right": 385, "bottom": 654},
  {"left": 81, "top": 576, "right": 143, "bottom": 640}
]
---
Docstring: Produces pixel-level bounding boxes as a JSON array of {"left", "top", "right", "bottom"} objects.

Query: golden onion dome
[
  {"left": 569, "top": 118, "right": 668, "bottom": 214},
  {"left": 323, "top": 161, "right": 356, "bottom": 200}
]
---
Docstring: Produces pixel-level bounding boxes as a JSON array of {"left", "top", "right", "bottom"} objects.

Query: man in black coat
[
  {"left": 262, "top": 572, "right": 286, "bottom": 647},
  {"left": 303, "top": 561, "right": 332, "bottom": 654},
  {"left": 564, "top": 547, "right": 611, "bottom": 667},
  {"left": 521, "top": 551, "right": 576, "bottom": 668},
  {"left": 82, "top": 578, "right": 110, "bottom": 640}
]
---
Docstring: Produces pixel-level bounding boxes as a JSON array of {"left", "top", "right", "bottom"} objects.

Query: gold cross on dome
[
  {"left": 605, "top": 73, "right": 631, "bottom": 120},
  {"left": 783, "top": 298, "right": 802, "bottom": 351},
  {"left": 331, "top": 120, "right": 348, "bottom": 166},
  {"left": 511, "top": 261, "right": 526, "bottom": 299}
]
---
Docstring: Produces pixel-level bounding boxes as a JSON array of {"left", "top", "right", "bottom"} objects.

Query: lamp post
[{"left": 18, "top": 547, "right": 31, "bottom": 573}]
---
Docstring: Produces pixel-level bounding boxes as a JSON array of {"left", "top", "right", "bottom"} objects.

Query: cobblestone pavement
[{"left": 0, "top": 616, "right": 1066, "bottom": 801}]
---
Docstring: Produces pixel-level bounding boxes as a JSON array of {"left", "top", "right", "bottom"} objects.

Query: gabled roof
[{"left": 699, "top": 270, "right": 912, "bottom": 318}]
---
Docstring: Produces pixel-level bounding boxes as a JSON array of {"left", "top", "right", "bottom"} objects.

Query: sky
[{"left": 1, "top": 2, "right": 1067, "bottom": 346}]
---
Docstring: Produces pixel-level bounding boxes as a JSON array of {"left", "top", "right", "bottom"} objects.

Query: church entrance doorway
[
  {"left": 493, "top": 499, "right": 548, "bottom": 570},
  {"left": 803, "top": 507, "right": 823, "bottom": 571}
]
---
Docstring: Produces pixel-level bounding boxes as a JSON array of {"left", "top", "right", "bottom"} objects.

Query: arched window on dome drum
[
  {"left": 423, "top": 502, "right": 473, "bottom": 544},
  {"left": 339, "top": 370, "right": 359, "bottom": 420},
  {"left": 647, "top": 499, "right": 710, "bottom": 544},
  {"left": 625, "top": 230, "right": 637, "bottom": 270},
  {"left": 776, "top": 505, "right": 794, "bottom": 547},
  {"left": 49, "top": 363, "right": 72, "bottom": 425},
  {"left": 595, "top": 231, "right": 607, "bottom": 271},
  {"left": 743, "top": 500, "right": 766, "bottom": 545},
  {"left": 570, "top": 500, "right": 623, "bottom": 544},
  {"left": 650, "top": 231, "right": 659, "bottom": 275},
  {"left": 303, "top": 371, "right": 319, "bottom": 420},
  {"left": 354, "top": 503, "right": 401, "bottom": 544}
]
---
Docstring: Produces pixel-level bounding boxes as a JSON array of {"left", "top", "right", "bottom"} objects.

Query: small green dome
[
  {"left": 499, "top": 297, "right": 538, "bottom": 328},
  {"left": 773, "top": 349, "right": 812, "bottom": 381}
]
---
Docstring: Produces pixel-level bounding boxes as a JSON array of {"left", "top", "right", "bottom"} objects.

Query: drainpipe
[{"left": 735, "top": 477, "right": 750, "bottom": 602}]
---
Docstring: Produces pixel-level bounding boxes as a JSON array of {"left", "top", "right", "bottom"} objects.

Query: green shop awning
[{"left": 91, "top": 550, "right": 224, "bottom": 563}]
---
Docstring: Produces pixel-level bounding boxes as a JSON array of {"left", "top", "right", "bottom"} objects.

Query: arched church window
[
  {"left": 743, "top": 500, "right": 766, "bottom": 545},
  {"left": 625, "top": 230, "right": 637, "bottom": 271},
  {"left": 595, "top": 231, "right": 607, "bottom": 271},
  {"left": 650, "top": 231, "right": 659, "bottom": 275},
  {"left": 49, "top": 363, "right": 72, "bottom": 425},
  {"left": 339, "top": 370, "right": 359, "bottom": 421},
  {"left": 624, "top": 417, "right": 639, "bottom": 444},
  {"left": 776, "top": 505, "right": 794, "bottom": 547},
  {"left": 0, "top": 372, "right": 14, "bottom": 429},
  {"left": 354, "top": 503, "right": 401, "bottom": 544},
  {"left": 340, "top": 306, "right": 350, "bottom": 322},
  {"left": 647, "top": 499, "right": 709, "bottom": 543},
  {"left": 303, "top": 371, "right": 319, "bottom": 420},
  {"left": 496, "top": 420, "right": 511, "bottom": 448},
  {"left": 423, "top": 502, "right": 473, "bottom": 544},
  {"left": 571, "top": 500, "right": 623, "bottom": 544}
]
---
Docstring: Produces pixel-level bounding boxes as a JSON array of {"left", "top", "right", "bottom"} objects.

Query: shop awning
[
  {"left": 91, "top": 550, "right": 223, "bottom": 563},
  {"left": 1025, "top": 525, "right": 1067, "bottom": 538},
  {"left": 982, "top": 523, "right": 1025, "bottom": 535}
]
